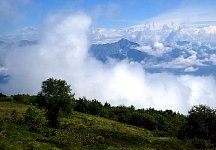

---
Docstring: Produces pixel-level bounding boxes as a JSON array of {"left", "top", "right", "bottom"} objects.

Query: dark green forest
[{"left": 0, "top": 78, "right": 216, "bottom": 149}]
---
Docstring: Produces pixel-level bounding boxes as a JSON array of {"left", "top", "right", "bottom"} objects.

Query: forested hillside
[{"left": 0, "top": 78, "right": 215, "bottom": 149}]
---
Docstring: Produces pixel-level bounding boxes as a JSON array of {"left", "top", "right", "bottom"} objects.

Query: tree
[
  {"left": 37, "top": 78, "right": 74, "bottom": 128},
  {"left": 0, "top": 92, "right": 7, "bottom": 102},
  {"left": 0, "top": 92, "right": 6, "bottom": 99},
  {"left": 74, "top": 97, "right": 89, "bottom": 113},
  {"left": 180, "top": 105, "right": 216, "bottom": 146}
]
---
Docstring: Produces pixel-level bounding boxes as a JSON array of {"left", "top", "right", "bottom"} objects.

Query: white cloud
[
  {"left": 17, "top": 26, "right": 38, "bottom": 40},
  {"left": 154, "top": 54, "right": 204, "bottom": 69},
  {"left": 0, "top": 66, "right": 8, "bottom": 76},
  {"left": 202, "top": 26, "right": 216, "bottom": 34},
  {"left": 153, "top": 42, "right": 164, "bottom": 49},
  {"left": 136, "top": 42, "right": 171, "bottom": 56},
  {"left": 146, "top": 6, "right": 216, "bottom": 26},
  {"left": 184, "top": 66, "right": 198, "bottom": 72},
  {"left": 136, "top": 45, "right": 152, "bottom": 53},
  {"left": 2, "top": 13, "right": 216, "bottom": 114},
  {"left": 209, "top": 54, "right": 216, "bottom": 64}
]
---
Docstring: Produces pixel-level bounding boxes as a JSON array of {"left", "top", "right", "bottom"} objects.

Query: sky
[
  {"left": 1, "top": 0, "right": 216, "bottom": 34},
  {"left": 1, "top": 0, "right": 216, "bottom": 114}
]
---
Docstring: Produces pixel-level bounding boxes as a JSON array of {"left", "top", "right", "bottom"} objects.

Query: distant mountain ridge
[
  {"left": 1, "top": 23, "right": 216, "bottom": 81},
  {"left": 90, "top": 38, "right": 216, "bottom": 76},
  {"left": 90, "top": 38, "right": 153, "bottom": 62},
  {"left": 90, "top": 23, "right": 216, "bottom": 76}
]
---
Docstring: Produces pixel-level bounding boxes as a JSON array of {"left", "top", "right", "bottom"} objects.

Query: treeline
[
  {"left": 0, "top": 93, "right": 36, "bottom": 105},
  {"left": 74, "top": 97, "right": 184, "bottom": 136},
  {"left": 74, "top": 97, "right": 216, "bottom": 148},
  {"left": 1, "top": 78, "right": 216, "bottom": 149}
]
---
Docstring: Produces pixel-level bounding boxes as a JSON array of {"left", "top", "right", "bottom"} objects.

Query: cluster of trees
[
  {"left": 74, "top": 98, "right": 185, "bottom": 136},
  {"left": 179, "top": 105, "right": 216, "bottom": 146},
  {"left": 1, "top": 78, "right": 216, "bottom": 148},
  {"left": 74, "top": 98, "right": 216, "bottom": 148},
  {"left": 0, "top": 93, "right": 36, "bottom": 104}
]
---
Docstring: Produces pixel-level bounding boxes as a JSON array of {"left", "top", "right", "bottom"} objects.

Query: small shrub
[
  {"left": 0, "top": 97, "right": 13, "bottom": 102},
  {"left": 190, "top": 138, "right": 212, "bottom": 149},
  {"left": 153, "top": 130, "right": 169, "bottom": 137},
  {"left": 12, "top": 94, "right": 36, "bottom": 105},
  {"left": 10, "top": 110, "right": 23, "bottom": 125},
  {"left": 24, "top": 106, "right": 47, "bottom": 133}
]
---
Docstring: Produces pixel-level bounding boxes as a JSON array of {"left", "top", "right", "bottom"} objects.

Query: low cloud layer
[{"left": 2, "top": 13, "right": 216, "bottom": 114}]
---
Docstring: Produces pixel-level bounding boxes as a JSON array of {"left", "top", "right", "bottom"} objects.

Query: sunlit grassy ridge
[{"left": 0, "top": 102, "right": 194, "bottom": 150}]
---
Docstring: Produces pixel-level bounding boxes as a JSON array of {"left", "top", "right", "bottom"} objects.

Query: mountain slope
[{"left": 0, "top": 102, "right": 194, "bottom": 149}]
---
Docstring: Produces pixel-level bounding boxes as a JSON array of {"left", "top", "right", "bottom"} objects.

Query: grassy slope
[{"left": 0, "top": 102, "right": 193, "bottom": 150}]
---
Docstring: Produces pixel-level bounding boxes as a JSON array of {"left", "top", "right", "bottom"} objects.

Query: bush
[
  {"left": 0, "top": 96, "right": 13, "bottom": 102},
  {"left": 190, "top": 138, "right": 213, "bottom": 149},
  {"left": 12, "top": 94, "right": 36, "bottom": 105},
  {"left": 24, "top": 106, "right": 47, "bottom": 133},
  {"left": 0, "top": 93, "right": 6, "bottom": 99},
  {"left": 10, "top": 110, "right": 23, "bottom": 125}
]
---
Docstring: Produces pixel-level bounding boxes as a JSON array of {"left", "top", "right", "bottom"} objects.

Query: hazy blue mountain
[
  {"left": 89, "top": 38, "right": 216, "bottom": 76},
  {"left": 90, "top": 38, "right": 153, "bottom": 62},
  {"left": 1, "top": 22, "right": 216, "bottom": 82},
  {"left": 18, "top": 40, "right": 38, "bottom": 47}
]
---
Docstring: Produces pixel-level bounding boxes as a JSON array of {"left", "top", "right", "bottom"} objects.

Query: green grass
[
  {"left": 0, "top": 102, "right": 194, "bottom": 149},
  {"left": 0, "top": 102, "right": 28, "bottom": 118},
  {"left": 0, "top": 102, "right": 28, "bottom": 112}
]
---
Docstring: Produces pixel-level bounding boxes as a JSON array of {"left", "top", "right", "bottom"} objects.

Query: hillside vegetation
[
  {"left": 0, "top": 78, "right": 215, "bottom": 149},
  {"left": 0, "top": 102, "right": 193, "bottom": 150}
]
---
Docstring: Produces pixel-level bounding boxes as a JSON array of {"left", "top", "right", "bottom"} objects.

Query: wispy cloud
[
  {"left": 90, "top": 2, "right": 123, "bottom": 28},
  {"left": 146, "top": 5, "right": 216, "bottom": 26},
  {"left": 0, "top": 0, "right": 31, "bottom": 33},
  {"left": 91, "top": 2, "right": 121, "bottom": 18}
]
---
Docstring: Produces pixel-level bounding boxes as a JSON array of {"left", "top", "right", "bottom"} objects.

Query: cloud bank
[{"left": 2, "top": 13, "right": 216, "bottom": 114}]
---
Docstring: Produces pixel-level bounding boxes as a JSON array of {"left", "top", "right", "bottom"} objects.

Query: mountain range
[
  {"left": 90, "top": 37, "right": 216, "bottom": 76},
  {"left": 1, "top": 23, "right": 216, "bottom": 83}
]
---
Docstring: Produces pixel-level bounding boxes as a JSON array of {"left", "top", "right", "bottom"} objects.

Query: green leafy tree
[
  {"left": 187, "top": 105, "right": 215, "bottom": 139},
  {"left": 179, "top": 104, "right": 216, "bottom": 147},
  {"left": 37, "top": 78, "right": 74, "bottom": 128},
  {"left": 88, "top": 99, "right": 103, "bottom": 115}
]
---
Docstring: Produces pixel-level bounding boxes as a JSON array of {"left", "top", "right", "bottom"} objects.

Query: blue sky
[{"left": 1, "top": 0, "right": 216, "bottom": 33}]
